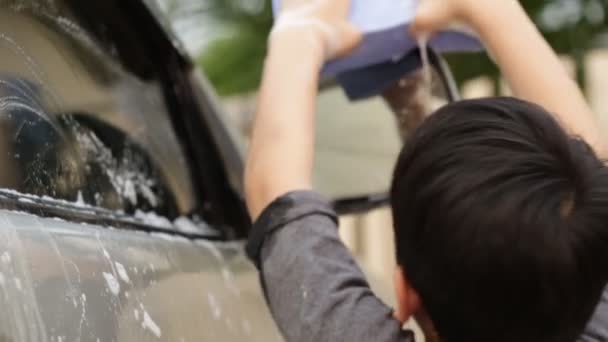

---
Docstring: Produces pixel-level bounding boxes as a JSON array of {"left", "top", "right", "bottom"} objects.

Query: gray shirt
[{"left": 246, "top": 191, "right": 608, "bottom": 342}]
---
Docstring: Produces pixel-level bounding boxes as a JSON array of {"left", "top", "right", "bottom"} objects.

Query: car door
[{"left": 0, "top": 1, "right": 280, "bottom": 341}]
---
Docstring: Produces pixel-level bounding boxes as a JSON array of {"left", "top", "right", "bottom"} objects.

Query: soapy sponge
[{"left": 272, "top": 0, "right": 481, "bottom": 99}]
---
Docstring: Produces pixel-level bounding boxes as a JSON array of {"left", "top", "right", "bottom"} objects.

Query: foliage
[
  {"left": 199, "top": 20, "right": 271, "bottom": 95},
  {"left": 170, "top": 0, "right": 274, "bottom": 96}
]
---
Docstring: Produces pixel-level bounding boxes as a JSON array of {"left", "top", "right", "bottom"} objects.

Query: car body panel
[{"left": 0, "top": 209, "right": 281, "bottom": 342}]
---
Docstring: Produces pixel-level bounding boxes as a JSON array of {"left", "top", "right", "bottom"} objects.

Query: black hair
[{"left": 390, "top": 97, "right": 608, "bottom": 342}]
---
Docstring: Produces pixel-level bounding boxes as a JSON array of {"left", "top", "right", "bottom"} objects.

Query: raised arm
[
  {"left": 243, "top": 4, "right": 419, "bottom": 341},
  {"left": 244, "top": 0, "right": 361, "bottom": 219},
  {"left": 412, "top": 0, "right": 607, "bottom": 158}
]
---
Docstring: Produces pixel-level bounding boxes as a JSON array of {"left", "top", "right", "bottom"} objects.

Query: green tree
[{"left": 161, "top": 0, "right": 273, "bottom": 96}]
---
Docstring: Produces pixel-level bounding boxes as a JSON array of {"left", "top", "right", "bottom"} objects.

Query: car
[{"left": 0, "top": 0, "right": 457, "bottom": 341}]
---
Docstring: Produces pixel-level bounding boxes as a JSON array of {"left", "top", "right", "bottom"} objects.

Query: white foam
[
  {"left": 115, "top": 262, "right": 130, "bottom": 283},
  {"left": 418, "top": 35, "right": 431, "bottom": 95},
  {"left": 207, "top": 293, "right": 222, "bottom": 320},
  {"left": 75, "top": 191, "right": 85, "bottom": 206},
  {"left": 102, "top": 272, "right": 120, "bottom": 296},
  {"left": 142, "top": 310, "right": 162, "bottom": 338},
  {"left": 272, "top": 0, "right": 341, "bottom": 57},
  {"left": 134, "top": 210, "right": 172, "bottom": 229},
  {"left": 173, "top": 217, "right": 200, "bottom": 234},
  {"left": 0, "top": 251, "right": 11, "bottom": 264},
  {"left": 14, "top": 277, "right": 22, "bottom": 291}
]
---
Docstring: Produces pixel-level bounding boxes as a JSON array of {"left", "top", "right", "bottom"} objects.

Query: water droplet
[{"left": 102, "top": 272, "right": 120, "bottom": 296}]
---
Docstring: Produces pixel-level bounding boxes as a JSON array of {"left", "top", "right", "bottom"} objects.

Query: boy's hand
[
  {"left": 272, "top": 0, "right": 362, "bottom": 60},
  {"left": 247, "top": 1, "right": 361, "bottom": 219},
  {"left": 412, "top": 0, "right": 607, "bottom": 157},
  {"left": 411, "top": 0, "right": 517, "bottom": 36},
  {"left": 411, "top": 0, "right": 468, "bottom": 36}
]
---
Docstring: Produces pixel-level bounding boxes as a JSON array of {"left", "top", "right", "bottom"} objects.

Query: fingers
[
  {"left": 271, "top": 0, "right": 361, "bottom": 61},
  {"left": 332, "top": 22, "right": 363, "bottom": 58},
  {"left": 410, "top": 0, "right": 454, "bottom": 37}
]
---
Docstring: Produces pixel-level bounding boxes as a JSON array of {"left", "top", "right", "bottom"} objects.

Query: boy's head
[{"left": 390, "top": 97, "right": 608, "bottom": 342}]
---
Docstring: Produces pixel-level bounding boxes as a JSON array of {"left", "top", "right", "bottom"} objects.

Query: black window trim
[
  {"left": 68, "top": 0, "right": 252, "bottom": 238},
  {"left": 0, "top": 188, "right": 223, "bottom": 240}
]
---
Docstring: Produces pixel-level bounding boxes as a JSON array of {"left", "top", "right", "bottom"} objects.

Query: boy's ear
[{"left": 394, "top": 266, "right": 422, "bottom": 323}]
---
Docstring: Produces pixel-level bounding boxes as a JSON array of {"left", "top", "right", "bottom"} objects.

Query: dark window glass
[{"left": 0, "top": 0, "right": 196, "bottom": 218}]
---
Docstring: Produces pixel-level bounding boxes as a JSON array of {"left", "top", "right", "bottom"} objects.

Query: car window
[{"left": 0, "top": 0, "right": 196, "bottom": 219}]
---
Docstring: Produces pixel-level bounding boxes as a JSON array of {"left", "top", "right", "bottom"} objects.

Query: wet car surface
[
  {"left": 0, "top": 210, "right": 281, "bottom": 341},
  {"left": 0, "top": 0, "right": 282, "bottom": 340}
]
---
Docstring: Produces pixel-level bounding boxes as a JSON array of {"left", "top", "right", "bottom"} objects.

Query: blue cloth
[
  {"left": 336, "top": 48, "right": 422, "bottom": 100},
  {"left": 272, "top": 0, "right": 481, "bottom": 99}
]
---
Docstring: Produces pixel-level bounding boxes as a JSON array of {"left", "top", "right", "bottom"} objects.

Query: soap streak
[{"left": 418, "top": 36, "right": 432, "bottom": 105}]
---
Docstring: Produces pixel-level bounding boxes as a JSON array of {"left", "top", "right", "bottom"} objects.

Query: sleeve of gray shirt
[
  {"left": 580, "top": 288, "right": 608, "bottom": 341},
  {"left": 245, "top": 190, "right": 608, "bottom": 341},
  {"left": 246, "top": 191, "right": 414, "bottom": 342}
]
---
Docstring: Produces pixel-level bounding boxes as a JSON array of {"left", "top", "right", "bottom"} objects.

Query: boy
[{"left": 244, "top": 0, "right": 608, "bottom": 341}]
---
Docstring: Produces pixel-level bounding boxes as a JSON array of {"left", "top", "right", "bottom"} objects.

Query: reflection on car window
[{"left": 0, "top": 1, "right": 195, "bottom": 218}]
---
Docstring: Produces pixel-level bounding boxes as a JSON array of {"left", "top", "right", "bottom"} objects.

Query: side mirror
[{"left": 313, "top": 48, "right": 460, "bottom": 215}]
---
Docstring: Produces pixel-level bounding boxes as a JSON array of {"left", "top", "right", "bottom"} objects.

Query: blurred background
[{"left": 154, "top": 0, "right": 608, "bottom": 311}]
